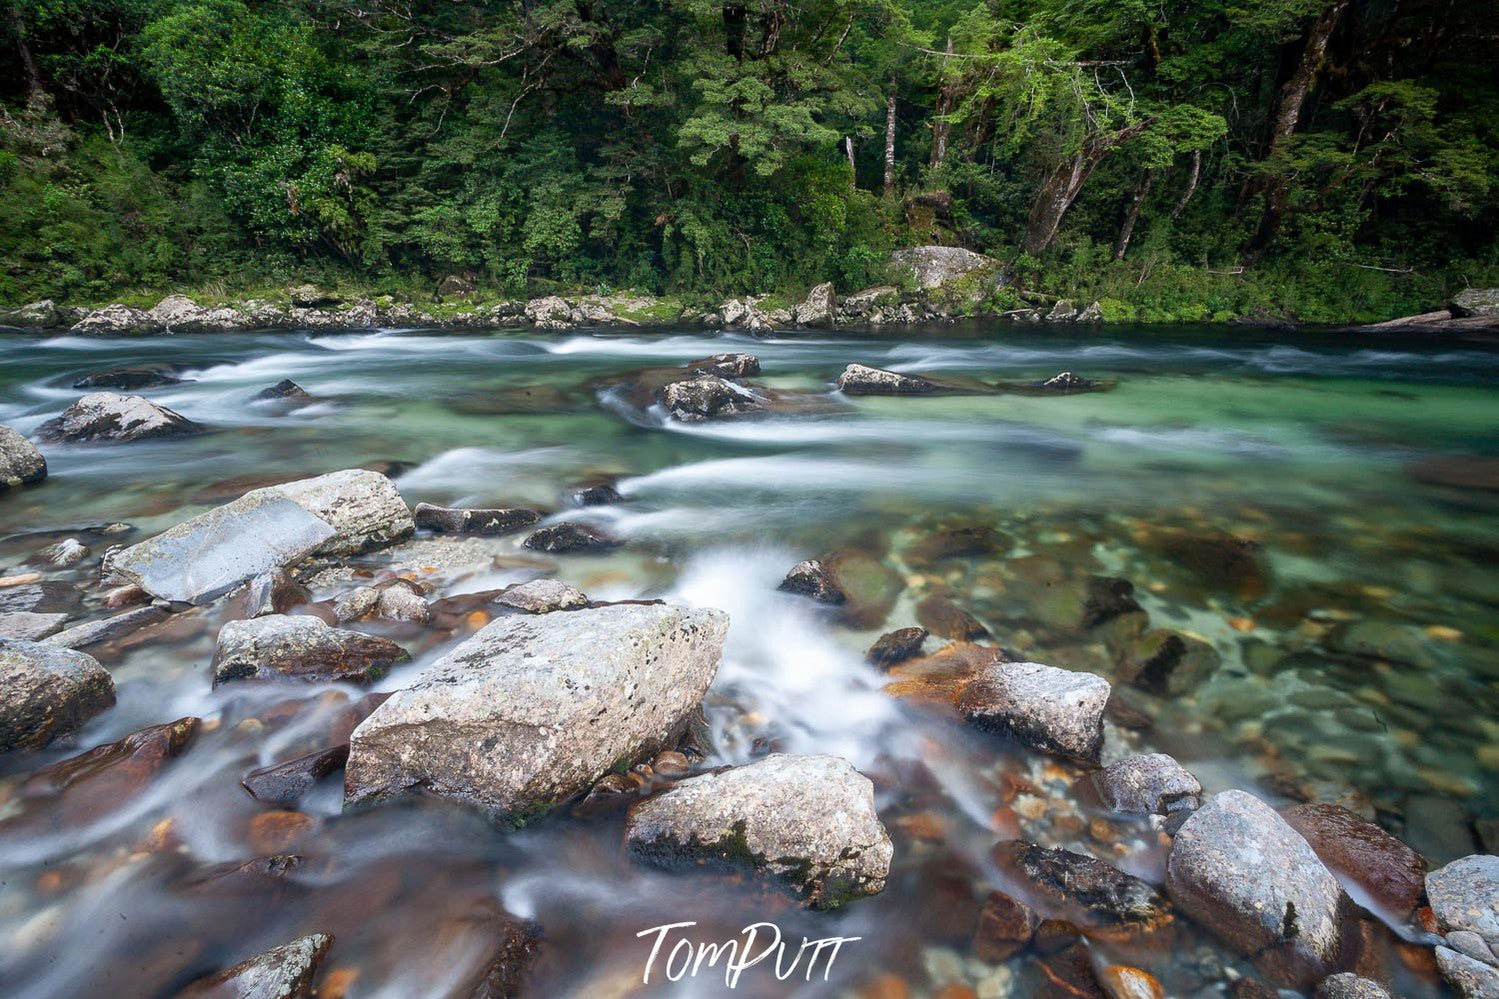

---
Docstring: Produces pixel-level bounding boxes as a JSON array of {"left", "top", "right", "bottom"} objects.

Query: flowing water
[{"left": 0, "top": 325, "right": 1496, "bottom": 998}]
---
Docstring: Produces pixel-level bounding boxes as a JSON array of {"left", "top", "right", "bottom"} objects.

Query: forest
[{"left": 2, "top": 0, "right": 1496, "bottom": 322}]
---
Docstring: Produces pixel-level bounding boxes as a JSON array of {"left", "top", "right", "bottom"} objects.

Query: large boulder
[
  {"left": 0, "top": 299, "right": 60, "bottom": 328},
  {"left": 176, "top": 933, "right": 332, "bottom": 999},
  {"left": 1, "top": 424, "right": 46, "bottom": 489},
  {"left": 107, "top": 469, "right": 412, "bottom": 604},
  {"left": 345, "top": 603, "right": 728, "bottom": 824},
  {"left": 958, "top": 660, "right": 1111, "bottom": 764},
  {"left": 35, "top": 392, "right": 201, "bottom": 444},
  {"left": 1453, "top": 288, "right": 1499, "bottom": 318},
  {"left": 626, "top": 753, "right": 892, "bottom": 909},
  {"left": 70, "top": 304, "right": 156, "bottom": 335},
  {"left": 1435, "top": 947, "right": 1499, "bottom": 999},
  {"left": 889, "top": 246, "right": 1001, "bottom": 290},
  {"left": 1166, "top": 790, "right": 1349, "bottom": 985},
  {"left": 656, "top": 373, "right": 765, "bottom": 422},
  {"left": 145, "top": 295, "right": 247, "bottom": 333},
  {"left": 836, "top": 363, "right": 938, "bottom": 395},
  {"left": 0, "top": 638, "right": 116, "bottom": 751},
  {"left": 211, "top": 614, "right": 409, "bottom": 686},
  {"left": 792, "top": 282, "right": 836, "bottom": 326}
]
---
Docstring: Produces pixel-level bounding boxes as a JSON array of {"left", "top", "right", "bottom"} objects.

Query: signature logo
[{"left": 637, "top": 921, "right": 861, "bottom": 988}]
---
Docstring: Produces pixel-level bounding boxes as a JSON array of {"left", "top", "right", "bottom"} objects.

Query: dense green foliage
[{"left": 2, "top": 0, "right": 1496, "bottom": 319}]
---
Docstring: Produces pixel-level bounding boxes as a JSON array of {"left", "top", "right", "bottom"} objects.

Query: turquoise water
[{"left": 0, "top": 325, "right": 1495, "bottom": 997}]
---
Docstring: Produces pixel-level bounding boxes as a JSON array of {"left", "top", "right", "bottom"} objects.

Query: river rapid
[{"left": 1, "top": 324, "right": 1496, "bottom": 998}]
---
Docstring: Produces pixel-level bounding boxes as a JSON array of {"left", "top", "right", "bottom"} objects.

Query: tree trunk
[
  {"left": 1241, "top": 1, "right": 1350, "bottom": 263},
  {"left": 1115, "top": 170, "right": 1154, "bottom": 260},
  {"left": 1171, "top": 149, "right": 1202, "bottom": 220},
  {"left": 1022, "top": 118, "right": 1157, "bottom": 257},
  {"left": 883, "top": 82, "right": 897, "bottom": 193},
  {"left": 844, "top": 136, "right": 856, "bottom": 187},
  {"left": 929, "top": 38, "right": 954, "bottom": 170},
  {"left": 7, "top": 5, "right": 42, "bottom": 101}
]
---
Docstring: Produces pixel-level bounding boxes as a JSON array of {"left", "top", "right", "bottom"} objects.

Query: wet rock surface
[
  {"left": 1281, "top": 802, "right": 1427, "bottom": 918},
  {"left": 867, "top": 626, "right": 927, "bottom": 668},
  {"left": 993, "top": 840, "right": 1172, "bottom": 933},
  {"left": 1166, "top": 790, "right": 1349, "bottom": 985},
  {"left": 0, "top": 638, "right": 116, "bottom": 751},
  {"left": 1, "top": 424, "right": 47, "bottom": 488},
  {"left": 522, "top": 521, "right": 622, "bottom": 553},
  {"left": 837, "top": 363, "right": 940, "bottom": 395},
  {"left": 778, "top": 551, "right": 903, "bottom": 628},
  {"left": 73, "top": 366, "right": 184, "bottom": 390},
  {"left": 211, "top": 614, "right": 409, "bottom": 686},
  {"left": 626, "top": 753, "right": 892, "bottom": 908},
  {"left": 413, "top": 501, "right": 542, "bottom": 535},
  {"left": 242, "top": 745, "right": 350, "bottom": 807},
  {"left": 972, "top": 890, "right": 1038, "bottom": 961},
  {"left": 35, "top": 392, "right": 202, "bottom": 444},
  {"left": 345, "top": 603, "right": 727, "bottom": 823},
  {"left": 656, "top": 372, "right": 766, "bottom": 421},
  {"left": 687, "top": 352, "right": 760, "bottom": 377},
  {"left": 43, "top": 605, "right": 169, "bottom": 649},
  {"left": 107, "top": 469, "right": 411, "bottom": 603},
  {"left": 959, "top": 660, "right": 1111, "bottom": 764},
  {"left": 175, "top": 932, "right": 332, "bottom": 999}
]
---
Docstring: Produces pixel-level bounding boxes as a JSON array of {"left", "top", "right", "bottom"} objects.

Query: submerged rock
[
  {"left": 345, "top": 603, "right": 727, "bottom": 824},
  {"left": 494, "top": 578, "right": 588, "bottom": 614},
  {"left": 1166, "top": 790, "right": 1349, "bottom": 986},
  {"left": 1282, "top": 803, "right": 1427, "bottom": 919},
  {"left": 211, "top": 615, "right": 409, "bottom": 686},
  {"left": 972, "top": 890, "right": 1038, "bottom": 961},
  {"left": 252, "top": 379, "right": 310, "bottom": 401},
  {"left": 992, "top": 840, "right": 1172, "bottom": 933},
  {"left": 567, "top": 481, "right": 624, "bottom": 506},
  {"left": 414, "top": 501, "right": 541, "bottom": 535},
  {"left": 1118, "top": 629, "right": 1220, "bottom": 696},
  {"left": 777, "top": 551, "right": 903, "bottom": 628},
  {"left": 73, "top": 366, "right": 183, "bottom": 390},
  {"left": 916, "top": 593, "right": 989, "bottom": 640},
  {"left": 866, "top": 627, "right": 927, "bottom": 668},
  {"left": 656, "top": 373, "right": 765, "bottom": 421},
  {"left": 959, "top": 660, "right": 1111, "bottom": 764},
  {"left": 1092, "top": 753, "right": 1202, "bottom": 818},
  {"left": 0, "top": 638, "right": 116, "bottom": 751},
  {"left": 626, "top": 753, "right": 892, "bottom": 909},
  {"left": 1, "top": 424, "right": 46, "bottom": 489},
  {"left": 522, "top": 522, "right": 622, "bottom": 553},
  {"left": 107, "top": 469, "right": 412, "bottom": 604},
  {"left": 13, "top": 717, "right": 199, "bottom": 824},
  {"left": 175, "top": 933, "right": 332, "bottom": 999},
  {"left": 35, "top": 392, "right": 202, "bottom": 444},
  {"left": 242, "top": 745, "right": 350, "bottom": 806},
  {"left": 836, "top": 363, "right": 938, "bottom": 395},
  {"left": 44, "top": 606, "right": 168, "bottom": 649}
]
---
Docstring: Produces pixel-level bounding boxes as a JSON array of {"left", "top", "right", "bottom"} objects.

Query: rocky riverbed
[{"left": 0, "top": 324, "right": 1496, "bottom": 997}]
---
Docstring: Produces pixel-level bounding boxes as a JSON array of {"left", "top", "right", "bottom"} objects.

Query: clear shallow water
[{"left": 0, "top": 325, "right": 1496, "bottom": 997}]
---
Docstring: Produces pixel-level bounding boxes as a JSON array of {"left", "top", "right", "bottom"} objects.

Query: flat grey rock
[
  {"left": 494, "top": 578, "right": 588, "bottom": 614},
  {"left": 0, "top": 638, "right": 115, "bottom": 751},
  {"left": 1, "top": 424, "right": 46, "bottom": 488},
  {"left": 959, "top": 660, "right": 1111, "bottom": 763},
  {"left": 626, "top": 753, "right": 892, "bottom": 909},
  {"left": 107, "top": 469, "right": 411, "bottom": 604},
  {"left": 1166, "top": 790, "right": 1347, "bottom": 983},
  {"left": 0, "top": 611, "right": 70, "bottom": 641},
  {"left": 43, "top": 606, "right": 168, "bottom": 649},
  {"left": 1314, "top": 973, "right": 1392, "bottom": 999},
  {"left": 345, "top": 603, "right": 727, "bottom": 824}
]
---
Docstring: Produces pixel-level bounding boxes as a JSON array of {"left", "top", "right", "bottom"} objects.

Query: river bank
[
  {"left": 1, "top": 325, "right": 1497, "bottom": 997},
  {"left": 5, "top": 248, "right": 1497, "bottom": 338}
]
